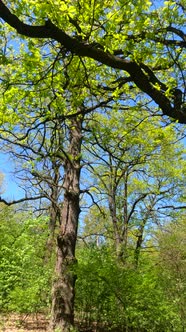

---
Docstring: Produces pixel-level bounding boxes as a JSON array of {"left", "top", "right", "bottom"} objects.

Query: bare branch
[
  {"left": 0, "top": 194, "right": 46, "bottom": 206},
  {"left": 157, "top": 205, "right": 186, "bottom": 210}
]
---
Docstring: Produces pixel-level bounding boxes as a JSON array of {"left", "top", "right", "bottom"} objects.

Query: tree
[
  {"left": 82, "top": 107, "right": 186, "bottom": 262},
  {"left": 0, "top": 45, "right": 113, "bottom": 330}
]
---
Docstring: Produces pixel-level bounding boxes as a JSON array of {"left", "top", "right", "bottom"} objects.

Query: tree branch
[
  {"left": 0, "top": 1, "right": 186, "bottom": 123},
  {"left": 0, "top": 194, "right": 46, "bottom": 206},
  {"left": 157, "top": 204, "right": 186, "bottom": 210}
]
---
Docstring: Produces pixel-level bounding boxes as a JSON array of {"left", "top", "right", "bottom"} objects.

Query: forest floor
[
  {"left": 0, "top": 314, "right": 49, "bottom": 332},
  {"left": 0, "top": 314, "right": 106, "bottom": 332}
]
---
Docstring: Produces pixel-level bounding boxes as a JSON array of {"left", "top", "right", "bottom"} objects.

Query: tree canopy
[{"left": 0, "top": 0, "right": 186, "bottom": 122}]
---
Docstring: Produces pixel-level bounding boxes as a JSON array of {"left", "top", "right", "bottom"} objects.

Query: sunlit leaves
[{"left": 0, "top": 205, "right": 52, "bottom": 312}]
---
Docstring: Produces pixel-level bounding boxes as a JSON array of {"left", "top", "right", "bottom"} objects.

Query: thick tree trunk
[{"left": 49, "top": 117, "right": 83, "bottom": 332}]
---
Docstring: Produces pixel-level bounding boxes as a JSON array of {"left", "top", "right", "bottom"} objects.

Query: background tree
[{"left": 82, "top": 107, "right": 186, "bottom": 263}]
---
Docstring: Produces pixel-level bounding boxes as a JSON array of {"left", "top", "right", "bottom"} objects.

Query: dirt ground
[
  {"left": 0, "top": 314, "right": 49, "bottom": 332},
  {"left": 0, "top": 314, "right": 107, "bottom": 332}
]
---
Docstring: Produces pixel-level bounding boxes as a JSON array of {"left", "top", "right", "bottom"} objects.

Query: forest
[{"left": 0, "top": 1, "right": 185, "bottom": 331}]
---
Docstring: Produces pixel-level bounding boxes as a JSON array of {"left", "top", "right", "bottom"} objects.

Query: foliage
[
  {"left": 0, "top": 1, "right": 185, "bottom": 123},
  {"left": 0, "top": 204, "right": 53, "bottom": 313},
  {"left": 0, "top": 203, "right": 185, "bottom": 331},
  {"left": 156, "top": 218, "right": 186, "bottom": 331},
  {"left": 75, "top": 244, "right": 185, "bottom": 332}
]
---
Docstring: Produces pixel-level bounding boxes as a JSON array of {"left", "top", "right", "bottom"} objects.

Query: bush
[{"left": 75, "top": 245, "right": 184, "bottom": 331}]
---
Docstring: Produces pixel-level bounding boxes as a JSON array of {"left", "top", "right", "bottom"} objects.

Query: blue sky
[{"left": 0, "top": 153, "right": 24, "bottom": 200}]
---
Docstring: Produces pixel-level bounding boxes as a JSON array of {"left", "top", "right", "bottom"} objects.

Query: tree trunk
[
  {"left": 134, "top": 199, "right": 155, "bottom": 267},
  {"left": 122, "top": 176, "right": 128, "bottom": 257},
  {"left": 46, "top": 160, "right": 61, "bottom": 260},
  {"left": 108, "top": 189, "right": 122, "bottom": 257},
  {"left": 134, "top": 224, "right": 145, "bottom": 267},
  {"left": 50, "top": 116, "right": 83, "bottom": 332}
]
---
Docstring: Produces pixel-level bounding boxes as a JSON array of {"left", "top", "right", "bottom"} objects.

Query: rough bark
[{"left": 49, "top": 116, "right": 83, "bottom": 332}]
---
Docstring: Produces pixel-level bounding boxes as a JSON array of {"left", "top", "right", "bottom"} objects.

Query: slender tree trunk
[
  {"left": 108, "top": 158, "right": 122, "bottom": 256},
  {"left": 122, "top": 176, "right": 128, "bottom": 253},
  {"left": 111, "top": 174, "right": 129, "bottom": 260},
  {"left": 46, "top": 161, "right": 61, "bottom": 256},
  {"left": 134, "top": 199, "right": 155, "bottom": 267},
  {"left": 108, "top": 189, "right": 122, "bottom": 257},
  {"left": 49, "top": 160, "right": 61, "bottom": 235},
  {"left": 50, "top": 116, "right": 83, "bottom": 332},
  {"left": 134, "top": 223, "right": 145, "bottom": 267}
]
